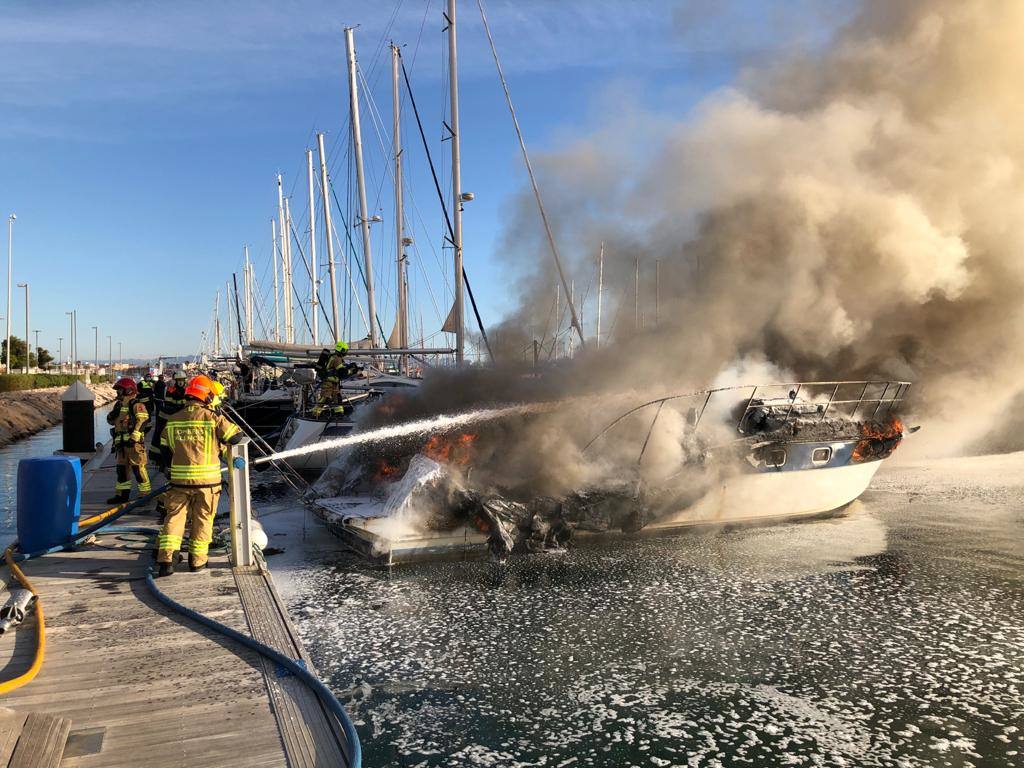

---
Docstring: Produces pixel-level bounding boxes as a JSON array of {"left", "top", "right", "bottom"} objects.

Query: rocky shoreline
[{"left": 0, "top": 384, "right": 117, "bottom": 448}]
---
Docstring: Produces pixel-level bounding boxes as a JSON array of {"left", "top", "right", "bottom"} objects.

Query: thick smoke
[
  {"left": 358, "top": 0, "right": 1023, "bottom": 504},
  {"left": 487, "top": 0, "right": 1024, "bottom": 458}
]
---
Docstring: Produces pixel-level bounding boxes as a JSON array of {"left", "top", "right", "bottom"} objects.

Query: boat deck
[{"left": 0, "top": 445, "right": 352, "bottom": 767}]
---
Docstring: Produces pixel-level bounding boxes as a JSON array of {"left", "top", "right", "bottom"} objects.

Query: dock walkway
[{"left": 0, "top": 445, "right": 352, "bottom": 767}]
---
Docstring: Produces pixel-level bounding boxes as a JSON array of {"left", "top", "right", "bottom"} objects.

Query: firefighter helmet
[
  {"left": 184, "top": 375, "right": 214, "bottom": 403},
  {"left": 209, "top": 380, "right": 226, "bottom": 408},
  {"left": 334, "top": 340, "right": 349, "bottom": 353},
  {"left": 113, "top": 378, "right": 137, "bottom": 395}
]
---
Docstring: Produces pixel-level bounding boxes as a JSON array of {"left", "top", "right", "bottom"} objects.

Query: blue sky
[{"left": 0, "top": 0, "right": 854, "bottom": 360}]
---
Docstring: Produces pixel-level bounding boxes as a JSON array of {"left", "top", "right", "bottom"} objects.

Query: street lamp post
[
  {"left": 65, "top": 311, "right": 74, "bottom": 373},
  {"left": 92, "top": 325, "right": 98, "bottom": 371},
  {"left": 6, "top": 213, "right": 15, "bottom": 374},
  {"left": 16, "top": 283, "right": 28, "bottom": 373},
  {"left": 118, "top": 341, "right": 122, "bottom": 370},
  {"left": 33, "top": 330, "right": 39, "bottom": 369},
  {"left": 58, "top": 337, "right": 62, "bottom": 373},
  {"left": 107, "top": 335, "right": 112, "bottom": 373}
]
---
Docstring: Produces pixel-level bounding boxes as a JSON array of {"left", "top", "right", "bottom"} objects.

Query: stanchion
[{"left": 227, "top": 438, "right": 254, "bottom": 567}]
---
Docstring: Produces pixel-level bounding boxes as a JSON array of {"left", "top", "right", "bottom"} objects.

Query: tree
[
  {"left": 0, "top": 336, "right": 28, "bottom": 372},
  {"left": 36, "top": 347, "right": 53, "bottom": 369}
]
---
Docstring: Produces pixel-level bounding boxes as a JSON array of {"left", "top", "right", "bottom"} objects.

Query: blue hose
[
  {"left": 145, "top": 571, "right": 362, "bottom": 768},
  {"left": 7, "top": 487, "right": 364, "bottom": 767}
]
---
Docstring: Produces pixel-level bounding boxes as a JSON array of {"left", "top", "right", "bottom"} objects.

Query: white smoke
[{"left": 490, "top": 0, "right": 1024, "bottom": 458}]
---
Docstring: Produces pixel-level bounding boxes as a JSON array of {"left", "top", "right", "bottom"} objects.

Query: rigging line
[
  {"left": 399, "top": 53, "right": 494, "bottom": 362},
  {"left": 409, "top": 0, "right": 432, "bottom": 71},
  {"left": 476, "top": 0, "right": 584, "bottom": 348},
  {"left": 329, "top": 181, "right": 388, "bottom": 342},
  {"left": 289, "top": 223, "right": 337, "bottom": 341},
  {"left": 326, "top": 181, "right": 371, "bottom": 339},
  {"left": 250, "top": 271, "right": 271, "bottom": 340}
]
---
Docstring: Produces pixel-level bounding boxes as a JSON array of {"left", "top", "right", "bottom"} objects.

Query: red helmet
[
  {"left": 114, "top": 378, "right": 137, "bottom": 395},
  {"left": 184, "top": 375, "right": 214, "bottom": 403}
]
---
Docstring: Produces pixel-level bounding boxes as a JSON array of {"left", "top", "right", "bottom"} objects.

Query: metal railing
[{"left": 582, "top": 379, "right": 912, "bottom": 456}]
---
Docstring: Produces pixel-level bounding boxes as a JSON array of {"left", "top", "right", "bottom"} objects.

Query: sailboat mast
[
  {"left": 306, "top": 148, "right": 319, "bottom": 346},
  {"left": 392, "top": 43, "right": 409, "bottom": 372},
  {"left": 316, "top": 133, "right": 340, "bottom": 343},
  {"left": 596, "top": 241, "right": 604, "bottom": 348},
  {"left": 634, "top": 255, "right": 640, "bottom": 331},
  {"left": 284, "top": 195, "right": 295, "bottom": 343},
  {"left": 271, "top": 218, "right": 280, "bottom": 342},
  {"left": 569, "top": 279, "right": 575, "bottom": 358},
  {"left": 244, "top": 245, "right": 253, "bottom": 343},
  {"left": 214, "top": 290, "right": 221, "bottom": 357},
  {"left": 345, "top": 27, "right": 379, "bottom": 349},
  {"left": 655, "top": 258, "right": 660, "bottom": 327},
  {"left": 447, "top": 0, "right": 465, "bottom": 365},
  {"left": 277, "top": 175, "right": 289, "bottom": 343}
]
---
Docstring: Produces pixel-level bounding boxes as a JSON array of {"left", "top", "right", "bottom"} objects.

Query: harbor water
[
  {"left": 1, "top": 424, "right": 1021, "bottom": 766},
  {"left": 268, "top": 453, "right": 1024, "bottom": 768}
]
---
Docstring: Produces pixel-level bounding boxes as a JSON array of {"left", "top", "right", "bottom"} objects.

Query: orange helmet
[
  {"left": 184, "top": 375, "right": 214, "bottom": 403},
  {"left": 114, "top": 378, "right": 137, "bottom": 395}
]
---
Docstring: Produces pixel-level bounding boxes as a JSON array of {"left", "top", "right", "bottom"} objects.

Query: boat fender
[{"left": 250, "top": 520, "right": 269, "bottom": 552}]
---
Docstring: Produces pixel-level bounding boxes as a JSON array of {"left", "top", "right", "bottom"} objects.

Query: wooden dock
[{"left": 0, "top": 444, "right": 353, "bottom": 767}]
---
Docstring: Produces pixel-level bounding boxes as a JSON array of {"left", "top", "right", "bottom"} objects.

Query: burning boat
[{"left": 310, "top": 379, "right": 913, "bottom": 565}]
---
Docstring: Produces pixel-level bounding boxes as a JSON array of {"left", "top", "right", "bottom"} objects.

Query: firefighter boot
[
  {"left": 188, "top": 557, "right": 207, "bottom": 573},
  {"left": 106, "top": 490, "right": 130, "bottom": 505}
]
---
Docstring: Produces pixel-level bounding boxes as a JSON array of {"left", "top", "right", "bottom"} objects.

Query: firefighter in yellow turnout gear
[
  {"left": 156, "top": 374, "right": 243, "bottom": 577},
  {"left": 106, "top": 378, "right": 152, "bottom": 504},
  {"left": 314, "top": 340, "right": 360, "bottom": 417}
]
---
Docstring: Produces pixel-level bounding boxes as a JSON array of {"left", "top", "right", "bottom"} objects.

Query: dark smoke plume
[{"left": 363, "top": 0, "right": 1023, "bottom": 500}]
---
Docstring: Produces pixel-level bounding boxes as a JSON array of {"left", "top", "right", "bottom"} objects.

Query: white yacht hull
[{"left": 650, "top": 460, "right": 882, "bottom": 530}]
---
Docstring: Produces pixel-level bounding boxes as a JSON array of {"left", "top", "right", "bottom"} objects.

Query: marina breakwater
[{"left": 0, "top": 383, "right": 116, "bottom": 448}]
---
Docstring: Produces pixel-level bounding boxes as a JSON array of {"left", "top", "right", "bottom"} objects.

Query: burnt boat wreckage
[{"left": 311, "top": 380, "right": 914, "bottom": 565}]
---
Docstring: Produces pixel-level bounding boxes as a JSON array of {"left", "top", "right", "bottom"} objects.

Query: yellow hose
[
  {"left": 78, "top": 500, "right": 130, "bottom": 529},
  {"left": 0, "top": 546, "right": 45, "bottom": 695}
]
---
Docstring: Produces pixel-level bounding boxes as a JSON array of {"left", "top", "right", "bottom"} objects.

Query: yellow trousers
[
  {"left": 157, "top": 486, "right": 219, "bottom": 566},
  {"left": 115, "top": 443, "right": 150, "bottom": 493}
]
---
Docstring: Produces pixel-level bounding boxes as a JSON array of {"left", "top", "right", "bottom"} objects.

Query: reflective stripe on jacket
[
  {"left": 159, "top": 386, "right": 187, "bottom": 419},
  {"left": 107, "top": 397, "right": 150, "bottom": 446},
  {"left": 160, "top": 402, "right": 242, "bottom": 487}
]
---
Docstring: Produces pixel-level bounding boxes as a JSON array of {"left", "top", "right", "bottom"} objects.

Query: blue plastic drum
[{"left": 16, "top": 456, "right": 82, "bottom": 554}]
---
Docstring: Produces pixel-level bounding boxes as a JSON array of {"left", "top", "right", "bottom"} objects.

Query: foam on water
[{"left": 263, "top": 453, "right": 1024, "bottom": 767}]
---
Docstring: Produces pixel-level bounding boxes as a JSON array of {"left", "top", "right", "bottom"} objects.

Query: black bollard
[{"left": 61, "top": 380, "right": 96, "bottom": 453}]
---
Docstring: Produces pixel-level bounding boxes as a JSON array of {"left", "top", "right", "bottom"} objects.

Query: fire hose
[{"left": 0, "top": 489, "right": 363, "bottom": 766}]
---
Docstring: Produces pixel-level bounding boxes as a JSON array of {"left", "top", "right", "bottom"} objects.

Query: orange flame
[
  {"left": 423, "top": 433, "right": 477, "bottom": 466},
  {"left": 372, "top": 459, "right": 400, "bottom": 482},
  {"left": 852, "top": 415, "right": 904, "bottom": 462}
]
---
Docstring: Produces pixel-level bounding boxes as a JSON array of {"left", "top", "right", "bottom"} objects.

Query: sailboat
[{"left": 272, "top": 26, "right": 465, "bottom": 472}]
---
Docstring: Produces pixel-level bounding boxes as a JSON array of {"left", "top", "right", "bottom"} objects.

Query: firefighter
[
  {"left": 151, "top": 371, "right": 189, "bottom": 521},
  {"left": 156, "top": 374, "right": 243, "bottom": 576},
  {"left": 136, "top": 371, "right": 156, "bottom": 417},
  {"left": 150, "top": 371, "right": 188, "bottom": 464},
  {"left": 314, "top": 340, "right": 359, "bottom": 416},
  {"left": 106, "top": 378, "right": 152, "bottom": 504}
]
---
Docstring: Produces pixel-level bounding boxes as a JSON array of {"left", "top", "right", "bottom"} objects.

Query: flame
[
  {"left": 852, "top": 415, "right": 904, "bottom": 462},
  {"left": 423, "top": 432, "right": 477, "bottom": 466},
  {"left": 372, "top": 459, "right": 400, "bottom": 482}
]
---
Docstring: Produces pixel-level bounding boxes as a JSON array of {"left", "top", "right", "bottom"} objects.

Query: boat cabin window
[
  {"left": 811, "top": 447, "right": 832, "bottom": 465},
  {"left": 765, "top": 448, "right": 787, "bottom": 468}
]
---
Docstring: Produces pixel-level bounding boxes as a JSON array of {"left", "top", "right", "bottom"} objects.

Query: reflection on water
[
  {"left": 0, "top": 406, "right": 112, "bottom": 546},
  {"left": 275, "top": 485, "right": 1024, "bottom": 768}
]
